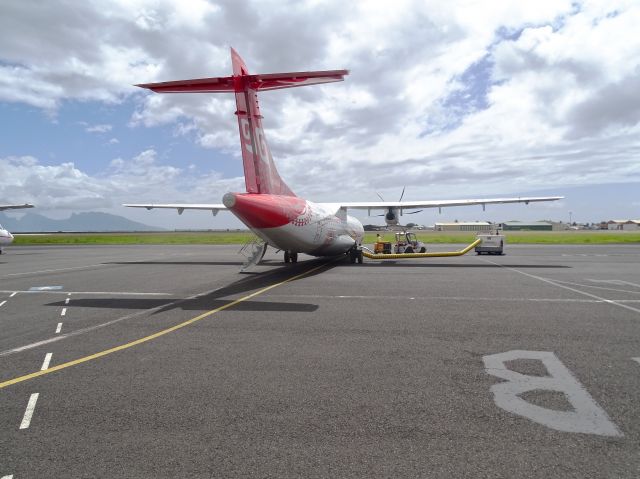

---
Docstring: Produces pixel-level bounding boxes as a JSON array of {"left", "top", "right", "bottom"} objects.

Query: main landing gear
[
  {"left": 284, "top": 251, "right": 298, "bottom": 263},
  {"left": 348, "top": 245, "right": 363, "bottom": 264}
]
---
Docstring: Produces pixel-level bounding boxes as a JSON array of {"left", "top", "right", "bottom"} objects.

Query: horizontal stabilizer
[
  {"left": 136, "top": 77, "right": 235, "bottom": 93},
  {"left": 136, "top": 70, "right": 348, "bottom": 94},
  {"left": 246, "top": 70, "right": 348, "bottom": 91}
]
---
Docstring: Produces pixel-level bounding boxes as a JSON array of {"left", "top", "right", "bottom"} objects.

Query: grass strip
[{"left": 11, "top": 230, "right": 640, "bottom": 245}]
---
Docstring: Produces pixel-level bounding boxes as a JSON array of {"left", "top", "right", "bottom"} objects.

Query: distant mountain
[{"left": 0, "top": 212, "right": 165, "bottom": 232}]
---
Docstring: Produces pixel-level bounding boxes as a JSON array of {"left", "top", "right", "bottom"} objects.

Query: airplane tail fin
[{"left": 137, "top": 48, "right": 348, "bottom": 196}]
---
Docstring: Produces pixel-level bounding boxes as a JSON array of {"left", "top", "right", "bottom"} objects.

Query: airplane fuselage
[{"left": 222, "top": 193, "right": 364, "bottom": 256}]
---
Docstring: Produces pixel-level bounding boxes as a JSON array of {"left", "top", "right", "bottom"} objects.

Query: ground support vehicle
[
  {"left": 362, "top": 238, "right": 481, "bottom": 260},
  {"left": 475, "top": 234, "right": 505, "bottom": 255}
]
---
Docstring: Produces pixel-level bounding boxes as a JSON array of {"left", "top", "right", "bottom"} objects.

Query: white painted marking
[
  {"left": 65, "top": 297, "right": 70, "bottom": 305},
  {"left": 2, "top": 474, "right": 14, "bottom": 479},
  {"left": 29, "top": 286, "right": 63, "bottom": 291},
  {"left": 558, "top": 280, "right": 640, "bottom": 295},
  {"left": 60, "top": 308, "right": 67, "bottom": 316},
  {"left": 480, "top": 259, "right": 640, "bottom": 316},
  {"left": 3, "top": 264, "right": 104, "bottom": 278},
  {"left": 584, "top": 279, "right": 640, "bottom": 293},
  {"left": 614, "top": 280, "right": 640, "bottom": 289},
  {"left": 41, "top": 353, "right": 52, "bottom": 371},
  {"left": 19, "top": 393, "right": 39, "bottom": 429},
  {"left": 0, "top": 301, "right": 6, "bottom": 307},
  {"left": 0, "top": 290, "right": 171, "bottom": 296},
  {"left": 269, "top": 293, "right": 637, "bottom": 304},
  {"left": 55, "top": 323, "right": 62, "bottom": 334},
  {"left": 0, "top": 284, "right": 225, "bottom": 357},
  {"left": 9, "top": 292, "right": 17, "bottom": 297},
  {"left": 483, "top": 350, "right": 622, "bottom": 437},
  {"left": 588, "top": 279, "right": 626, "bottom": 285},
  {"left": 632, "top": 358, "right": 640, "bottom": 365}
]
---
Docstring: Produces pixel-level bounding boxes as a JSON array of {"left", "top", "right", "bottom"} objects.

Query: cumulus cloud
[
  {"left": 1, "top": 0, "right": 639, "bottom": 214},
  {"left": 0, "top": 152, "right": 243, "bottom": 213}
]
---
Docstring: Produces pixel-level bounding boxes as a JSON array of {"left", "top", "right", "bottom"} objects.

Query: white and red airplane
[
  {"left": 126, "top": 48, "right": 562, "bottom": 264},
  {"left": 0, "top": 204, "right": 33, "bottom": 253}
]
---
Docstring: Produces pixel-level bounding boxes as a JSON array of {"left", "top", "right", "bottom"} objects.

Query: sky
[{"left": 0, "top": 0, "right": 639, "bottom": 229}]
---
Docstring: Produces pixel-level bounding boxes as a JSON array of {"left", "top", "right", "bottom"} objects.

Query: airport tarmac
[{"left": 1, "top": 243, "right": 639, "bottom": 478}]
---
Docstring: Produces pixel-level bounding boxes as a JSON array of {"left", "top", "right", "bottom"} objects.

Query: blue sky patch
[{"left": 0, "top": 99, "right": 242, "bottom": 178}]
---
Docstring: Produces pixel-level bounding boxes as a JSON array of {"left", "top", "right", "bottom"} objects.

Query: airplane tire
[
  {"left": 356, "top": 251, "right": 363, "bottom": 264},
  {"left": 291, "top": 252, "right": 298, "bottom": 263},
  {"left": 284, "top": 251, "right": 290, "bottom": 263}
]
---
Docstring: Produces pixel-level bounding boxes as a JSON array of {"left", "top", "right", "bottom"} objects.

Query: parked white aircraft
[
  {"left": 126, "top": 48, "right": 562, "bottom": 264},
  {"left": 373, "top": 187, "right": 424, "bottom": 227},
  {"left": 0, "top": 204, "right": 33, "bottom": 253}
]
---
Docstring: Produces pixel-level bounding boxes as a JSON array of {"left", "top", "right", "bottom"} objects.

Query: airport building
[
  {"left": 502, "top": 221, "right": 554, "bottom": 231},
  {"left": 435, "top": 221, "right": 494, "bottom": 232},
  {"left": 607, "top": 220, "right": 640, "bottom": 231}
]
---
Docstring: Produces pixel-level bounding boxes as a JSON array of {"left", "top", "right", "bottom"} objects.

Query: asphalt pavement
[{"left": 1, "top": 243, "right": 639, "bottom": 478}]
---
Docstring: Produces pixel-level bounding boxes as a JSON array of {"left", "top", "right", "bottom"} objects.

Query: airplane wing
[
  {"left": 332, "top": 196, "right": 564, "bottom": 213},
  {"left": 123, "top": 203, "right": 227, "bottom": 216},
  {"left": 0, "top": 203, "right": 34, "bottom": 211}
]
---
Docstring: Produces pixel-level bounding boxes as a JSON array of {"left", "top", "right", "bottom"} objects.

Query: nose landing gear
[{"left": 348, "top": 245, "right": 363, "bottom": 264}]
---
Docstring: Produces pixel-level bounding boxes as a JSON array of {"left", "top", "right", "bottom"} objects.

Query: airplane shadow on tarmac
[
  {"left": 46, "top": 258, "right": 342, "bottom": 313},
  {"left": 102, "top": 259, "right": 287, "bottom": 267},
  {"left": 46, "top": 258, "right": 569, "bottom": 312},
  {"left": 103, "top": 260, "right": 246, "bottom": 266}
]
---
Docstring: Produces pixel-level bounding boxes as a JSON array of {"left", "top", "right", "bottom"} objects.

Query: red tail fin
[{"left": 137, "top": 48, "right": 348, "bottom": 196}]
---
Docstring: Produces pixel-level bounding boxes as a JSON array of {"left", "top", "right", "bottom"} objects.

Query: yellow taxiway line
[{"left": 0, "top": 260, "right": 333, "bottom": 390}]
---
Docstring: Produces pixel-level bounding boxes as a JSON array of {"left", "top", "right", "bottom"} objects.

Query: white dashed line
[
  {"left": 0, "top": 290, "right": 171, "bottom": 296},
  {"left": 65, "top": 297, "right": 70, "bottom": 305},
  {"left": 60, "top": 308, "right": 67, "bottom": 316},
  {"left": 9, "top": 292, "right": 17, "bottom": 297},
  {"left": 3, "top": 264, "right": 104, "bottom": 278},
  {"left": 41, "top": 353, "right": 52, "bottom": 371},
  {"left": 55, "top": 323, "right": 62, "bottom": 334},
  {"left": 0, "top": 301, "right": 6, "bottom": 307},
  {"left": 479, "top": 259, "right": 640, "bottom": 316},
  {"left": 19, "top": 393, "right": 39, "bottom": 429},
  {"left": 2, "top": 474, "right": 15, "bottom": 479}
]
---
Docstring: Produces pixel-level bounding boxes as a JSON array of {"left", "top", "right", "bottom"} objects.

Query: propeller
[
  {"left": 375, "top": 187, "right": 422, "bottom": 218},
  {"left": 376, "top": 186, "right": 406, "bottom": 203}
]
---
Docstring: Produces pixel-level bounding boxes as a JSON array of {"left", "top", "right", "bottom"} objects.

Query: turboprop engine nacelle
[{"left": 384, "top": 208, "right": 399, "bottom": 226}]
